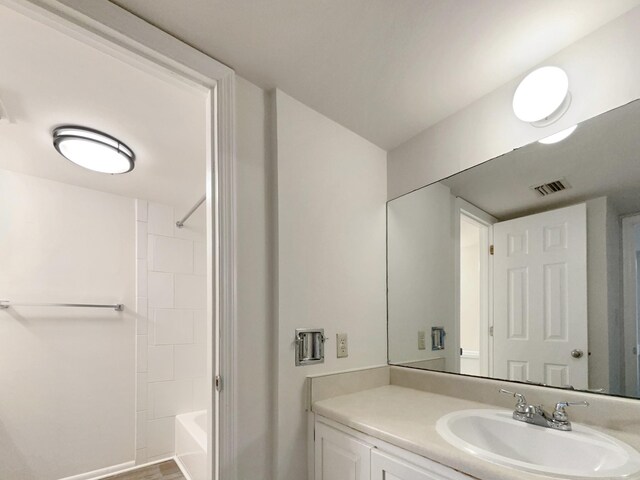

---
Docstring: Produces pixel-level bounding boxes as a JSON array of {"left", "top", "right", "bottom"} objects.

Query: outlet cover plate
[
  {"left": 336, "top": 333, "right": 348, "bottom": 358},
  {"left": 418, "top": 330, "right": 426, "bottom": 350}
]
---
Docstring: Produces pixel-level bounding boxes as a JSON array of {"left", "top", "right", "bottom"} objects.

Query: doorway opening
[{"left": 456, "top": 200, "right": 494, "bottom": 378}]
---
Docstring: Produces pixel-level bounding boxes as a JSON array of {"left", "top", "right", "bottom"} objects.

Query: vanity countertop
[{"left": 312, "top": 384, "right": 640, "bottom": 480}]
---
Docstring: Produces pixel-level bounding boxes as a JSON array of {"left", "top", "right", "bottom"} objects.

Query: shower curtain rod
[
  {"left": 0, "top": 301, "right": 124, "bottom": 311},
  {"left": 176, "top": 194, "right": 206, "bottom": 228}
]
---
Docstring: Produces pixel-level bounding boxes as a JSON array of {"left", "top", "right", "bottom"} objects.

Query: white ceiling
[
  {"left": 0, "top": 5, "right": 206, "bottom": 210},
  {"left": 439, "top": 99, "right": 640, "bottom": 220},
  {"left": 110, "top": 0, "right": 640, "bottom": 150}
]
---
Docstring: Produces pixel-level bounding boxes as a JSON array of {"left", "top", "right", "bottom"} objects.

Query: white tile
[
  {"left": 135, "top": 448, "right": 147, "bottom": 466},
  {"left": 148, "top": 379, "right": 193, "bottom": 419},
  {"left": 137, "top": 372, "right": 148, "bottom": 411},
  {"left": 193, "top": 376, "right": 208, "bottom": 410},
  {"left": 138, "top": 316, "right": 148, "bottom": 336},
  {"left": 149, "top": 235, "right": 194, "bottom": 273},
  {"left": 148, "top": 309, "right": 157, "bottom": 345},
  {"left": 148, "top": 345, "right": 174, "bottom": 382},
  {"left": 136, "top": 297, "right": 148, "bottom": 335},
  {"left": 193, "top": 309, "right": 207, "bottom": 344},
  {"left": 136, "top": 297, "right": 148, "bottom": 316},
  {"left": 136, "top": 411, "right": 147, "bottom": 449},
  {"left": 175, "top": 274, "right": 206, "bottom": 309},
  {"left": 137, "top": 335, "right": 148, "bottom": 373},
  {"left": 147, "top": 235, "right": 154, "bottom": 270},
  {"left": 174, "top": 344, "right": 206, "bottom": 379},
  {"left": 136, "top": 199, "right": 148, "bottom": 223},
  {"left": 148, "top": 272, "right": 174, "bottom": 309},
  {"left": 136, "top": 259, "right": 148, "bottom": 298},
  {"left": 136, "top": 221, "right": 148, "bottom": 260},
  {"left": 174, "top": 207, "right": 206, "bottom": 241},
  {"left": 194, "top": 241, "right": 207, "bottom": 276},
  {"left": 146, "top": 383, "right": 154, "bottom": 413},
  {"left": 147, "top": 417, "right": 175, "bottom": 458},
  {"left": 154, "top": 309, "right": 194, "bottom": 345},
  {"left": 148, "top": 203, "right": 174, "bottom": 237},
  {"left": 147, "top": 453, "right": 175, "bottom": 463}
]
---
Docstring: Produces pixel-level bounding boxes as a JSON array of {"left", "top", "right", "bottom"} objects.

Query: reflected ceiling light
[
  {"left": 52, "top": 126, "right": 135, "bottom": 174},
  {"left": 513, "top": 66, "right": 571, "bottom": 127},
  {"left": 538, "top": 125, "right": 578, "bottom": 145}
]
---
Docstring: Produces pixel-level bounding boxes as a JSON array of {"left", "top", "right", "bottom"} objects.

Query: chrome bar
[
  {"left": 176, "top": 195, "right": 206, "bottom": 228},
  {"left": 0, "top": 301, "right": 123, "bottom": 311}
]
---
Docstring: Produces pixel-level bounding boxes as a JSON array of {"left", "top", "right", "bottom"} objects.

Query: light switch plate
[
  {"left": 336, "top": 333, "right": 348, "bottom": 358},
  {"left": 418, "top": 330, "right": 426, "bottom": 350}
]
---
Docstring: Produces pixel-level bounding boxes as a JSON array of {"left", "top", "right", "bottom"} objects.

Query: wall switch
[
  {"left": 418, "top": 330, "right": 426, "bottom": 350},
  {"left": 336, "top": 333, "right": 348, "bottom": 358}
]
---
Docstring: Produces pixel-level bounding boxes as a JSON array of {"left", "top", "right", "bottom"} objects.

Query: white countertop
[{"left": 312, "top": 384, "right": 640, "bottom": 480}]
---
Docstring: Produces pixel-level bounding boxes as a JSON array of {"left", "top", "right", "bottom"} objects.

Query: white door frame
[
  {"left": 454, "top": 198, "right": 496, "bottom": 377},
  {"left": 0, "top": 2, "right": 238, "bottom": 479},
  {"left": 622, "top": 214, "right": 640, "bottom": 397}
]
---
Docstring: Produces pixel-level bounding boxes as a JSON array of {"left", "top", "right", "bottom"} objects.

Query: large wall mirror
[{"left": 387, "top": 99, "right": 640, "bottom": 399}]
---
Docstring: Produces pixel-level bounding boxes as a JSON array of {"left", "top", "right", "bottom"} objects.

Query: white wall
[
  {"left": 586, "top": 197, "right": 611, "bottom": 391},
  {"left": 585, "top": 197, "right": 623, "bottom": 394},
  {"left": 274, "top": 89, "right": 387, "bottom": 480},
  {"left": 134, "top": 200, "right": 207, "bottom": 464},
  {"left": 235, "top": 76, "right": 276, "bottom": 480},
  {"left": 387, "top": 184, "right": 455, "bottom": 367},
  {"left": 388, "top": 7, "right": 640, "bottom": 199},
  {"left": 0, "top": 169, "right": 135, "bottom": 480},
  {"left": 606, "top": 200, "right": 623, "bottom": 394}
]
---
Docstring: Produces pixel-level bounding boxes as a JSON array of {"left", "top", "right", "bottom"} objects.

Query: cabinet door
[
  {"left": 315, "top": 422, "right": 371, "bottom": 480},
  {"left": 371, "top": 449, "right": 470, "bottom": 480}
]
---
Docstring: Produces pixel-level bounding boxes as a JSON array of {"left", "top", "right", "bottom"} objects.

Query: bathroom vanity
[
  {"left": 308, "top": 366, "right": 640, "bottom": 480},
  {"left": 315, "top": 416, "right": 471, "bottom": 480},
  {"left": 313, "top": 386, "right": 477, "bottom": 480},
  {"left": 323, "top": 99, "right": 640, "bottom": 480}
]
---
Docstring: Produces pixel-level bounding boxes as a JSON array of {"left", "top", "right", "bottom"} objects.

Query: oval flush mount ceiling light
[
  {"left": 538, "top": 125, "right": 578, "bottom": 145},
  {"left": 513, "top": 66, "right": 571, "bottom": 127},
  {"left": 52, "top": 126, "right": 135, "bottom": 174}
]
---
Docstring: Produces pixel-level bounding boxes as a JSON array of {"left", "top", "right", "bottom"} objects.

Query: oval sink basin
[{"left": 436, "top": 409, "right": 640, "bottom": 478}]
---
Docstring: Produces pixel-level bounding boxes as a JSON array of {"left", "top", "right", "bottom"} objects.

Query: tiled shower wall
[{"left": 135, "top": 200, "right": 207, "bottom": 464}]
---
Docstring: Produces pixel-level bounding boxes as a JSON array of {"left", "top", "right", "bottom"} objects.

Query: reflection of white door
[{"left": 493, "top": 203, "right": 588, "bottom": 389}]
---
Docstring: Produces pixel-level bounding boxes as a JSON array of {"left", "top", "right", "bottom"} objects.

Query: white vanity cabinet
[
  {"left": 313, "top": 418, "right": 472, "bottom": 480},
  {"left": 371, "top": 450, "right": 459, "bottom": 480},
  {"left": 315, "top": 421, "right": 371, "bottom": 480}
]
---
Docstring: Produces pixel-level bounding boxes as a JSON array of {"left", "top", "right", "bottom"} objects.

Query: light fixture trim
[
  {"left": 513, "top": 66, "right": 571, "bottom": 126},
  {"left": 52, "top": 125, "right": 135, "bottom": 174},
  {"left": 538, "top": 125, "right": 578, "bottom": 145}
]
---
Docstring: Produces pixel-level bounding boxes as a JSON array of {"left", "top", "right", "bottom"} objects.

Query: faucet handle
[
  {"left": 553, "top": 401, "right": 589, "bottom": 422},
  {"left": 499, "top": 388, "right": 528, "bottom": 413}
]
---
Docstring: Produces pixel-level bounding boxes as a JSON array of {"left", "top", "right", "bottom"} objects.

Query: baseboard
[
  {"left": 58, "top": 457, "right": 173, "bottom": 480},
  {"left": 58, "top": 461, "right": 135, "bottom": 480},
  {"left": 174, "top": 455, "right": 193, "bottom": 480}
]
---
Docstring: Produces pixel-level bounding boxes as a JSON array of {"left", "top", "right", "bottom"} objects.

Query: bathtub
[{"left": 175, "top": 410, "right": 207, "bottom": 480}]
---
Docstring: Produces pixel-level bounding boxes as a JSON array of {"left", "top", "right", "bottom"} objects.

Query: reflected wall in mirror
[{"left": 388, "top": 99, "right": 640, "bottom": 399}]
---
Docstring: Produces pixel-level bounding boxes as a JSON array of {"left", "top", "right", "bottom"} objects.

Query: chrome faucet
[{"left": 499, "top": 388, "right": 589, "bottom": 431}]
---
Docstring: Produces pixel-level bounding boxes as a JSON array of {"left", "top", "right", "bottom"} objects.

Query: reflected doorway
[{"left": 455, "top": 200, "right": 495, "bottom": 377}]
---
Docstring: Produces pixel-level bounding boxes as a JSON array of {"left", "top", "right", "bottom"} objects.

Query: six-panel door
[{"left": 493, "top": 203, "right": 588, "bottom": 388}]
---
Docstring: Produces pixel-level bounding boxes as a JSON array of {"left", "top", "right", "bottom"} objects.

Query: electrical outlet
[
  {"left": 336, "top": 333, "right": 348, "bottom": 358},
  {"left": 418, "top": 330, "right": 426, "bottom": 350}
]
